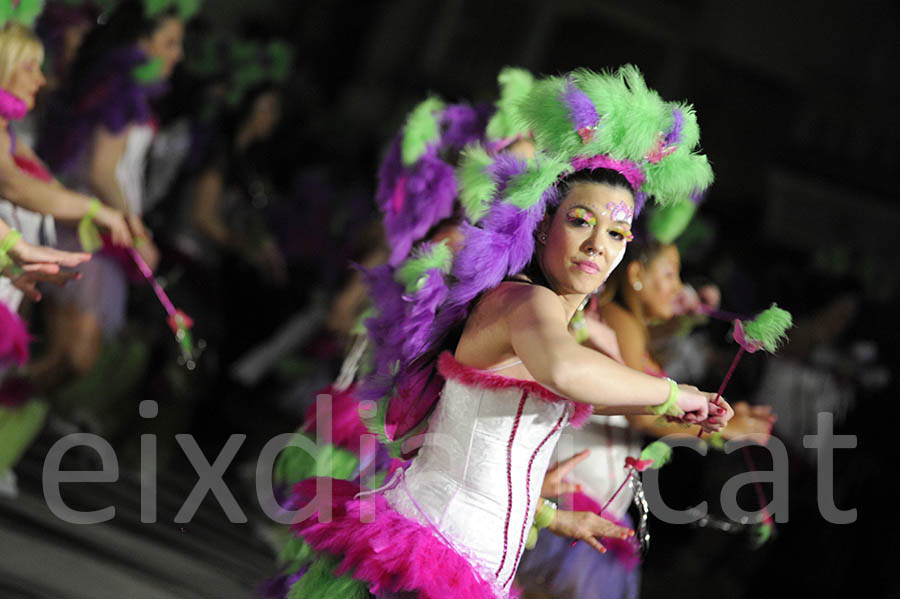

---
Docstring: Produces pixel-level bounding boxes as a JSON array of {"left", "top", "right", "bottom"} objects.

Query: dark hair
[
  {"left": 66, "top": 0, "right": 178, "bottom": 91},
  {"left": 515, "top": 167, "right": 635, "bottom": 289},
  {"left": 596, "top": 237, "right": 667, "bottom": 320}
]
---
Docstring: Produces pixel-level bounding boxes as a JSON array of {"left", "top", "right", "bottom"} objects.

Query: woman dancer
[
  {"left": 516, "top": 232, "right": 774, "bottom": 599},
  {"left": 35, "top": 0, "right": 189, "bottom": 381},
  {"left": 0, "top": 20, "right": 131, "bottom": 312},
  {"left": 1, "top": 215, "right": 90, "bottom": 497},
  {"left": 284, "top": 66, "right": 732, "bottom": 599}
]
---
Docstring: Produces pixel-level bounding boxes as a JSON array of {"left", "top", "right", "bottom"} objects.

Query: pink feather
[
  {"left": 290, "top": 479, "right": 501, "bottom": 599},
  {"left": 0, "top": 88, "right": 28, "bottom": 121},
  {"left": 0, "top": 302, "right": 30, "bottom": 367}
]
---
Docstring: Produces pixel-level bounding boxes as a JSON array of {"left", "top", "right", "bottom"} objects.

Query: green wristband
[
  {"left": 534, "top": 498, "right": 557, "bottom": 529},
  {"left": 648, "top": 378, "right": 684, "bottom": 417},
  {"left": 0, "top": 229, "right": 22, "bottom": 271},
  {"left": 78, "top": 199, "right": 103, "bottom": 252}
]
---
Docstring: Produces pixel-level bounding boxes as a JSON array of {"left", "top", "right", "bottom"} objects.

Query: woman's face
[
  {"left": 539, "top": 182, "right": 635, "bottom": 296},
  {"left": 246, "top": 90, "right": 282, "bottom": 141},
  {"left": 636, "top": 244, "right": 683, "bottom": 320},
  {"left": 139, "top": 17, "right": 184, "bottom": 79},
  {"left": 7, "top": 56, "right": 46, "bottom": 110}
]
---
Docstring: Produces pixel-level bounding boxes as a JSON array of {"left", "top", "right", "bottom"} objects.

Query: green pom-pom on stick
[
  {"left": 400, "top": 97, "right": 444, "bottom": 166},
  {"left": 394, "top": 241, "right": 452, "bottom": 294},
  {"left": 750, "top": 520, "right": 776, "bottom": 549},
  {"left": 638, "top": 440, "right": 673, "bottom": 469},
  {"left": 741, "top": 303, "right": 793, "bottom": 353}
]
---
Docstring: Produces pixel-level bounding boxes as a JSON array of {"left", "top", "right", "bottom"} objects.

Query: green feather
[
  {"left": 515, "top": 76, "right": 582, "bottom": 158},
  {"left": 486, "top": 67, "right": 535, "bottom": 140},
  {"left": 174, "top": 0, "right": 200, "bottom": 20},
  {"left": 394, "top": 241, "right": 452, "bottom": 294},
  {"left": 648, "top": 200, "right": 697, "bottom": 244},
  {"left": 287, "top": 554, "right": 370, "bottom": 599},
  {"left": 400, "top": 97, "right": 444, "bottom": 167},
  {"left": 643, "top": 150, "right": 714, "bottom": 207},
  {"left": 706, "top": 432, "right": 725, "bottom": 450},
  {"left": 750, "top": 520, "right": 776, "bottom": 548},
  {"left": 742, "top": 304, "right": 793, "bottom": 353},
  {"left": 11, "top": 0, "right": 44, "bottom": 27},
  {"left": 132, "top": 57, "right": 166, "bottom": 84},
  {"left": 457, "top": 144, "right": 497, "bottom": 223},
  {"left": 504, "top": 155, "right": 570, "bottom": 209},
  {"left": 279, "top": 536, "right": 315, "bottom": 571},
  {"left": 638, "top": 440, "right": 673, "bottom": 469},
  {"left": 274, "top": 434, "right": 360, "bottom": 487},
  {"left": 143, "top": 0, "right": 169, "bottom": 17},
  {"left": 268, "top": 41, "right": 293, "bottom": 82}
]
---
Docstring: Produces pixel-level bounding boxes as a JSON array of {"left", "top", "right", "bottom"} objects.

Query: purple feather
[
  {"left": 399, "top": 270, "right": 450, "bottom": 363},
  {"left": 375, "top": 137, "right": 405, "bottom": 213},
  {"left": 561, "top": 80, "right": 599, "bottom": 132},
  {"left": 39, "top": 46, "right": 166, "bottom": 174},
  {"left": 689, "top": 186, "right": 707, "bottom": 205},
  {"left": 361, "top": 265, "right": 409, "bottom": 374},
  {"left": 487, "top": 152, "right": 529, "bottom": 186},
  {"left": 440, "top": 102, "right": 493, "bottom": 150},
  {"left": 664, "top": 107, "right": 685, "bottom": 146},
  {"left": 633, "top": 191, "right": 648, "bottom": 217},
  {"left": 381, "top": 150, "right": 457, "bottom": 266}
]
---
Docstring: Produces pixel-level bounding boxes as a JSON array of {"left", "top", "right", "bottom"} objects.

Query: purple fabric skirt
[
  {"left": 51, "top": 226, "right": 128, "bottom": 338},
  {"left": 515, "top": 513, "right": 640, "bottom": 599}
]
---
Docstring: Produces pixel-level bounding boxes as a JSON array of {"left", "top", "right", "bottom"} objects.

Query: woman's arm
[
  {"left": 190, "top": 167, "right": 231, "bottom": 246},
  {"left": 506, "top": 284, "right": 716, "bottom": 421},
  {"left": 87, "top": 126, "right": 131, "bottom": 213},
  {"left": 0, "top": 131, "right": 132, "bottom": 245}
]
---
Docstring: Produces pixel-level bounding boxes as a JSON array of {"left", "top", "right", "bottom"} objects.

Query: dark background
[{"left": 2, "top": 1, "right": 893, "bottom": 597}]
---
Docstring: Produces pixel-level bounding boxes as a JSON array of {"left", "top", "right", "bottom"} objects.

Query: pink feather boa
[
  {"left": 0, "top": 88, "right": 27, "bottom": 121},
  {"left": 570, "top": 155, "right": 646, "bottom": 191},
  {"left": 0, "top": 302, "right": 29, "bottom": 367},
  {"left": 302, "top": 384, "right": 371, "bottom": 455},
  {"left": 290, "top": 478, "right": 503, "bottom": 599},
  {"left": 436, "top": 352, "right": 592, "bottom": 428}
]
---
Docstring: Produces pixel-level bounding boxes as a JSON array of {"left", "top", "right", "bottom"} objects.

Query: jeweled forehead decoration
[{"left": 607, "top": 201, "right": 633, "bottom": 223}]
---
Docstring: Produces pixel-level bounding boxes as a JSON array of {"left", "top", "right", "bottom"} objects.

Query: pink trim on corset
[
  {"left": 437, "top": 352, "right": 592, "bottom": 428},
  {"left": 503, "top": 409, "right": 568, "bottom": 588},
  {"left": 494, "top": 390, "right": 527, "bottom": 578}
]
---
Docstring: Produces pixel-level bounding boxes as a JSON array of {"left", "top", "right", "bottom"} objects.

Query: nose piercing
[{"left": 586, "top": 247, "right": 596, "bottom": 256}]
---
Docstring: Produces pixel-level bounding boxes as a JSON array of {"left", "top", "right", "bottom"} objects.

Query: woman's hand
[
  {"left": 541, "top": 449, "right": 590, "bottom": 498},
  {"left": 95, "top": 205, "right": 133, "bottom": 247},
  {"left": 126, "top": 216, "right": 160, "bottom": 272},
  {"left": 6, "top": 264, "right": 82, "bottom": 301},
  {"left": 673, "top": 384, "right": 710, "bottom": 423},
  {"left": 7, "top": 237, "right": 91, "bottom": 269},
  {"left": 3, "top": 237, "right": 89, "bottom": 301},
  {"left": 698, "top": 393, "right": 734, "bottom": 434},
  {"left": 547, "top": 509, "right": 634, "bottom": 554},
  {"left": 719, "top": 401, "right": 775, "bottom": 444}
]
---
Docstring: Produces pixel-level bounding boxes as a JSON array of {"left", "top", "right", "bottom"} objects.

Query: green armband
[
  {"left": 0, "top": 229, "right": 22, "bottom": 272},
  {"left": 78, "top": 199, "right": 102, "bottom": 252},
  {"left": 526, "top": 498, "right": 558, "bottom": 550},
  {"left": 648, "top": 378, "right": 684, "bottom": 418}
]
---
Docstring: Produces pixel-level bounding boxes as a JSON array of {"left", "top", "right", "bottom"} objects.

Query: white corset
[{"left": 383, "top": 356, "right": 586, "bottom": 595}]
